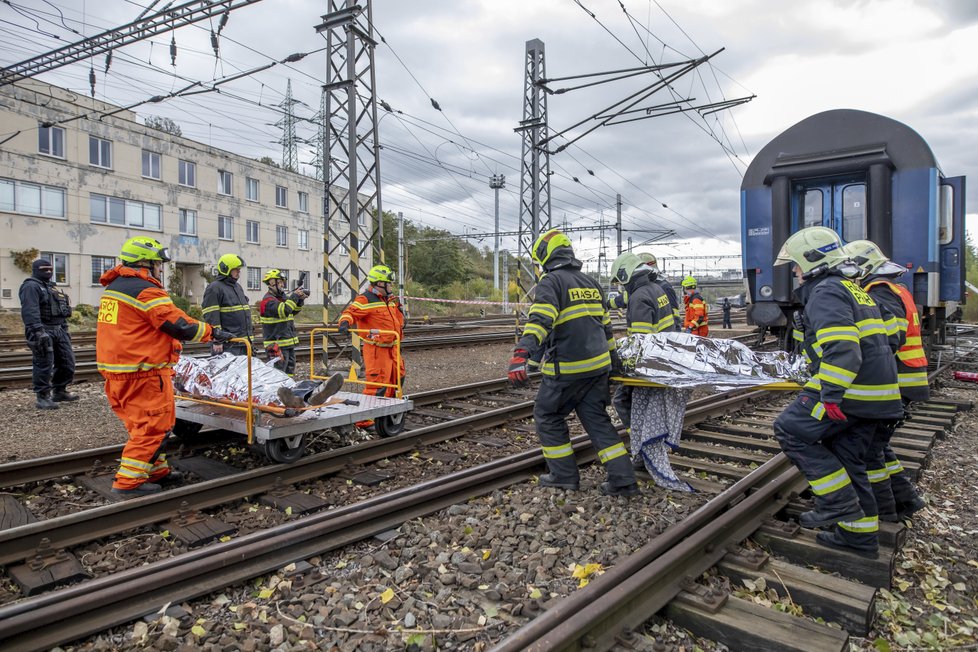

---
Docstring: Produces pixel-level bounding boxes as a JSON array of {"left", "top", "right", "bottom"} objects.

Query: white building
[{"left": 0, "top": 78, "right": 371, "bottom": 311}]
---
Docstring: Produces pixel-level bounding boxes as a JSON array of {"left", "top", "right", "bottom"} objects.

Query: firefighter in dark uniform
[
  {"left": 20, "top": 258, "right": 77, "bottom": 409},
  {"left": 607, "top": 252, "right": 681, "bottom": 333},
  {"left": 845, "top": 240, "right": 928, "bottom": 521},
  {"left": 608, "top": 251, "right": 676, "bottom": 434},
  {"left": 202, "top": 254, "right": 252, "bottom": 355},
  {"left": 772, "top": 226, "right": 903, "bottom": 558},
  {"left": 259, "top": 269, "right": 306, "bottom": 376},
  {"left": 507, "top": 229, "right": 639, "bottom": 496}
]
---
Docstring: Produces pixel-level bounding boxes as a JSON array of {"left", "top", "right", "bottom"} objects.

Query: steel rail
[{"left": 0, "top": 390, "right": 772, "bottom": 651}]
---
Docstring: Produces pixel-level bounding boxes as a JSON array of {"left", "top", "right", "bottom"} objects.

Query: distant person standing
[
  {"left": 722, "top": 297, "right": 733, "bottom": 329},
  {"left": 20, "top": 258, "right": 77, "bottom": 409},
  {"left": 681, "top": 276, "right": 709, "bottom": 336},
  {"left": 202, "top": 254, "right": 252, "bottom": 355}
]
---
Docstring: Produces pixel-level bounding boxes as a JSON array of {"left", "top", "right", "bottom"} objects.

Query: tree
[
  {"left": 256, "top": 156, "right": 281, "bottom": 169},
  {"left": 144, "top": 115, "right": 182, "bottom": 137}
]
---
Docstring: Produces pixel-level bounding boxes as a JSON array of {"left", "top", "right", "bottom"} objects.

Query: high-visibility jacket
[
  {"left": 795, "top": 271, "right": 903, "bottom": 419},
  {"left": 683, "top": 292, "right": 709, "bottom": 336},
  {"left": 516, "top": 256, "right": 614, "bottom": 378},
  {"left": 259, "top": 290, "right": 304, "bottom": 348},
  {"left": 202, "top": 275, "right": 252, "bottom": 337},
  {"left": 864, "top": 277, "right": 929, "bottom": 402},
  {"left": 610, "top": 276, "right": 680, "bottom": 333},
  {"left": 623, "top": 273, "right": 675, "bottom": 334},
  {"left": 338, "top": 287, "right": 405, "bottom": 396},
  {"left": 96, "top": 265, "right": 212, "bottom": 375}
]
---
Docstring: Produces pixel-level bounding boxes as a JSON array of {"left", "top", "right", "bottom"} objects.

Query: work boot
[
  {"left": 307, "top": 373, "right": 344, "bottom": 405},
  {"left": 538, "top": 473, "right": 580, "bottom": 491},
  {"left": 799, "top": 504, "right": 864, "bottom": 529},
  {"left": 878, "top": 511, "right": 901, "bottom": 523},
  {"left": 111, "top": 482, "right": 162, "bottom": 498},
  {"left": 896, "top": 496, "right": 926, "bottom": 520},
  {"left": 156, "top": 471, "right": 184, "bottom": 484},
  {"left": 815, "top": 529, "right": 879, "bottom": 560},
  {"left": 35, "top": 392, "right": 59, "bottom": 410},
  {"left": 276, "top": 386, "right": 305, "bottom": 409},
  {"left": 600, "top": 481, "right": 641, "bottom": 497},
  {"left": 52, "top": 389, "right": 80, "bottom": 402}
]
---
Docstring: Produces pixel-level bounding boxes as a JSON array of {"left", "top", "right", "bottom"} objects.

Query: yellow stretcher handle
[{"left": 311, "top": 327, "right": 403, "bottom": 398}]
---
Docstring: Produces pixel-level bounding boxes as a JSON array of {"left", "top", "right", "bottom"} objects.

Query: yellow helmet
[
  {"left": 367, "top": 264, "right": 395, "bottom": 284},
  {"left": 120, "top": 236, "right": 170, "bottom": 264},
  {"left": 217, "top": 253, "right": 245, "bottom": 276},
  {"left": 531, "top": 229, "right": 573, "bottom": 268},
  {"left": 774, "top": 226, "right": 848, "bottom": 274},
  {"left": 843, "top": 240, "right": 906, "bottom": 278},
  {"left": 263, "top": 268, "right": 286, "bottom": 283},
  {"left": 681, "top": 276, "right": 697, "bottom": 289}
]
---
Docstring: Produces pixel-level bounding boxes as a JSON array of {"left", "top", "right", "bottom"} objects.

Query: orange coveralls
[
  {"left": 338, "top": 287, "right": 405, "bottom": 398},
  {"left": 96, "top": 265, "right": 213, "bottom": 490},
  {"left": 683, "top": 292, "right": 709, "bottom": 336}
]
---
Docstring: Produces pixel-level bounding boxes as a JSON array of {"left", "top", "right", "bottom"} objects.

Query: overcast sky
[{"left": 2, "top": 0, "right": 976, "bottom": 276}]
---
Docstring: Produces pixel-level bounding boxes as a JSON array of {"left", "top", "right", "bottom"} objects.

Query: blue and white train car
[{"left": 741, "top": 109, "right": 966, "bottom": 342}]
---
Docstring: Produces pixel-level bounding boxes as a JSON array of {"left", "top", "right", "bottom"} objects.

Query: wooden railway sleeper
[
  {"left": 724, "top": 543, "right": 769, "bottom": 571},
  {"left": 27, "top": 538, "right": 68, "bottom": 572},
  {"left": 677, "top": 576, "right": 728, "bottom": 614}
]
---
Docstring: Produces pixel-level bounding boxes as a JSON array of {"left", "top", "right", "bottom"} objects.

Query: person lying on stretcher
[{"left": 173, "top": 352, "right": 345, "bottom": 413}]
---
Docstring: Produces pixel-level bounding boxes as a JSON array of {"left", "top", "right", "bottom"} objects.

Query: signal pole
[{"left": 489, "top": 174, "right": 506, "bottom": 291}]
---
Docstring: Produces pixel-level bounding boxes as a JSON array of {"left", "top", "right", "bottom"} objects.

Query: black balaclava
[{"left": 32, "top": 259, "right": 53, "bottom": 283}]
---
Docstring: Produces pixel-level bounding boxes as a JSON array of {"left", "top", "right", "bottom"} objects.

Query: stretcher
[
  {"left": 173, "top": 331, "right": 413, "bottom": 463},
  {"left": 610, "top": 376, "right": 802, "bottom": 391}
]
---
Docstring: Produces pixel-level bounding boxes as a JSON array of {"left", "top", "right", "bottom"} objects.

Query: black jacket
[
  {"left": 20, "top": 277, "right": 71, "bottom": 331},
  {"left": 259, "top": 290, "right": 304, "bottom": 348},
  {"left": 202, "top": 275, "right": 252, "bottom": 337},
  {"left": 623, "top": 272, "right": 675, "bottom": 334},
  {"left": 656, "top": 277, "right": 681, "bottom": 330}
]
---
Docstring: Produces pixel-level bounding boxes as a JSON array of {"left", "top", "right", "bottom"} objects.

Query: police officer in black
[
  {"left": 20, "top": 259, "right": 77, "bottom": 409},
  {"left": 202, "top": 254, "right": 252, "bottom": 355},
  {"left": 507, "top": 229, "right": 639, "bottom": 497}
]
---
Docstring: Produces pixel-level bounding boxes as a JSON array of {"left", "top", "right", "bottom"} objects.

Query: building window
[
  {"left": 358, "top": 212, "right": 366, "bottom": 226},
  {"left": 246, "top": 177, "right": 259, "bottom": 202},
  {"left": 246, "top": 220, "right": 260, "bottom": 244},
  {"left": 179, "top": 209, "right": 197, "bottom": 236},
  {"left": 38, "top": 125, "right": 65, "bottom": 158},
  {"left": 91, "top": 255, "right": 115, "bottom": 284},
  {"left": 247, "top": 267, "right": 262, "bottom": 291},
  {"left": 40, "top": 252, "right": 68, "bottom": 285},
  {"left": 297, "top": 229, "right": 309, "bottom": 250},
  {"left": 0, "top": 178, "right": 66, "bottom": 218},
  {"left": 218, "top": 170, "right": 233, "bottom": 196},
  {"left": 339, "top": 242, "right": 349, "bottom": 257},
  {"left": 142, "top": 150, "right": 161, "bottom": 180},
  {"left": 296, "top": 271, "right": 310, "bottom": 291},
  {"left": 90, "top": 193, "right": 161, "bottom": 230},
  {"left": 275, "top": 185, "right": 287, "bottom": 208},
  {"left": 89, "top": 136, "right": 112, "bottom": 168},
  {"left": 178, "top": 160, "right": 196, "bottom": 187},
  {"left": 218, "top": 215, "right": 233, "bottom": 241},
  {"left": 276, "top": 225, "right": 288, "bottom": 247},
  {"left": 298, "top": 191, "right": 309, "bottom": 213}
]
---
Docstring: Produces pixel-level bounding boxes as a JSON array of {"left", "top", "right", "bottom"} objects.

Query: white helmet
[{"left": 774, "top": 227, "right": 850, "bottom": 275}]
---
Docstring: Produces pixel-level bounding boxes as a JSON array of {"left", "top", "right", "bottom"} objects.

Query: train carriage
[{"left": 741, "top": 109, "right": 966, "bottom": 345}]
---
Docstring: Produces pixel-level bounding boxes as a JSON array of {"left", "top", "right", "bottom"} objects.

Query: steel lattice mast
[
  {"left": 312, "top": 88, "right": 327, "bottom": 182},
  {"left": 514, "top": 38, "right": 551, "bottom": 301},
  {"left": 275, "top": 79, "right": 299, "bottom": 172},
  {"left": 316, "top": 0, "right": 384, "bottom": 312}
]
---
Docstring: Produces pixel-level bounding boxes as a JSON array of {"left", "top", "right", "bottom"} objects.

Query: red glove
[
  {"left": 823, "top": 402, "right": 847, "bottom": 422},
  {"left": 508, "top": 349, "right": 529, "bottom": 388}
]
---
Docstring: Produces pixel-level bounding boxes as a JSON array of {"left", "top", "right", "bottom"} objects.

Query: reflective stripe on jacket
[
  {"left": 797, "top": 272, "right": 903, "bottom": 418},
  {"left": 624, "top": 274, "right": 675, "bottom": 334},
  {"left": 683, "top": 292, "right": 709, "bottom": 336},
  {"left": 338, "top": 288, "right": 404, "bottom": 346},
  {"left": 202, "top": 275, "right": 252, "bottom": 337},
  {"left": 516, "top": 262, "right": 613, "bottom": 378},
  {"left": 656, "top": 278, "right": 682, "bottom": 331},
  {"left": 864, "top": 277, "right": 929, "bottom": 402},
  {"left": 96, "top": 265, "right": 212, "bottom": 375},
  {"left": 259, "top": 290, "right": 303, "bottom": 347}
]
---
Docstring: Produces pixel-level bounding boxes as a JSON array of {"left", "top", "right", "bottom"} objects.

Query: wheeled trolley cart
[{"left": 172, "top": 330, "right": 413, "bottom": 463}]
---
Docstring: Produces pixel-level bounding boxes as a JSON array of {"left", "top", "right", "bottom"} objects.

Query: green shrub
[
  {"left": 188, "top": 304, "right": 203, "bottom": 320},
  {"left": 74, "top": 303, "right": 95, "bottom": 318},
  {"left": 171, "top": 294, "right": 191, "bottom": 313}
]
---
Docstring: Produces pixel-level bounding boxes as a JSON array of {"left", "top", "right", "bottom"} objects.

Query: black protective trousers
[
  {"left": 773, "top": 391, "right": 878, "bottom": 545},
  {"left": 29, "top": 325, "right": 75, "bottom": 394},
  {"left": 867, "top": 417, "right": 921, "bottom": 516},
  {"left": 534, "top": 373, "right": 635, "bottom": 489}
]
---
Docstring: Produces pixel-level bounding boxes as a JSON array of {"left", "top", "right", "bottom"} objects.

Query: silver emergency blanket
[
  {"left": 173, "top": 353, "right": 295, "bottom": 406},
  {"left": 631, "top": 387, "right": 693, "bottom": 492},
  {"left": 617, "top": 332, "right": 809, "bottom": 390}
]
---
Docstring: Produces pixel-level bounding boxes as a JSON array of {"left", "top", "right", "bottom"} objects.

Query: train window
[
  {"left": 842, "top": 184, "right": 866, "bottom": 241},
  {"left": 939, "top": 184, "right": 953, "bottom": 245},
  {"left": 802, "top": 190, "right": 823, "bottom": 228}
]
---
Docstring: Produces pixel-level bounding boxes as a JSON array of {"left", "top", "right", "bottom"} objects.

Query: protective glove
[
  {"left": 266, "top": 343, "right": 282, "bottom": 361},
  {"left": 211, "top": 328, "right": 234, "bottom": 342},
  {"left": 337, "top": 321, "right": 350, "bottom": 335},
  {"left": 34, "top": 330, "right": 53, "bottom": 354},
  {"left": 792, "top": 311, "right": 805, "bottom": 333},
  {"left": 508, "top": 349, "right": 529, "bottom": 388},
  {"left": 823, "top": 402, "right": 847, "bottom": 422},
  {"left": 610, "top": 349, "right": 624, "bottom": 375}
]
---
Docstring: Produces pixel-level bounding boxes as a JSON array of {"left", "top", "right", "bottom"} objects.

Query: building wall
[{"left": 0, "top": 79, "right": 372, "bottom": 312}]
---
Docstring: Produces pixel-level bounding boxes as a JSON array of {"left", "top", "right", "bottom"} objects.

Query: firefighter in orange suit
[
  {"left": 337, "top": 264, "right": 405, "bottom": 426},
  {"left": 681, "top": 276, "right": 709, "bottom": 336},
  {"left": 96, "top": 237, "right": 233, "bottom": 497}
]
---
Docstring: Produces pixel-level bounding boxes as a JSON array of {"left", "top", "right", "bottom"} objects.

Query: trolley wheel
[
  {"left": 375, "top": 413, "right": 405, "bottom": 438},
  {"left": 172, "top": 418, "right": 203, "bottom": 441},
  {"left": 263, "top": 434, "right": 307, "bottom": 464}
]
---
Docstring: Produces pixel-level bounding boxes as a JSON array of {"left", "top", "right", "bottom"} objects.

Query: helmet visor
[{"left": 158, "top": 247, "right": 171, "bottom": 263}]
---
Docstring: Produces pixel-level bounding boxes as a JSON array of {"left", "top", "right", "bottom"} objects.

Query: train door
[{"left": 793, "top": 176, "right": 868, "bottom": 242}]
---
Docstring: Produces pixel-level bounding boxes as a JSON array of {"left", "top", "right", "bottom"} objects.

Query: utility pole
[
  {"left": 616, "top": 193, "right": 623, "bottom": 255},
  {"left": 489, "top": 174, "right": 506, "bottom": 291},
  {"left": 276, "top": 78, "right": 299, "bottom": 172},
  {"left": 312, "top": 88, "right": 327, "bottom": 182},
  {"left": 502, "top": 251, "right": 510, "bottom": 313},
  {"left": 398, "top": 211, "right": 407, "bottom": 317}
]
